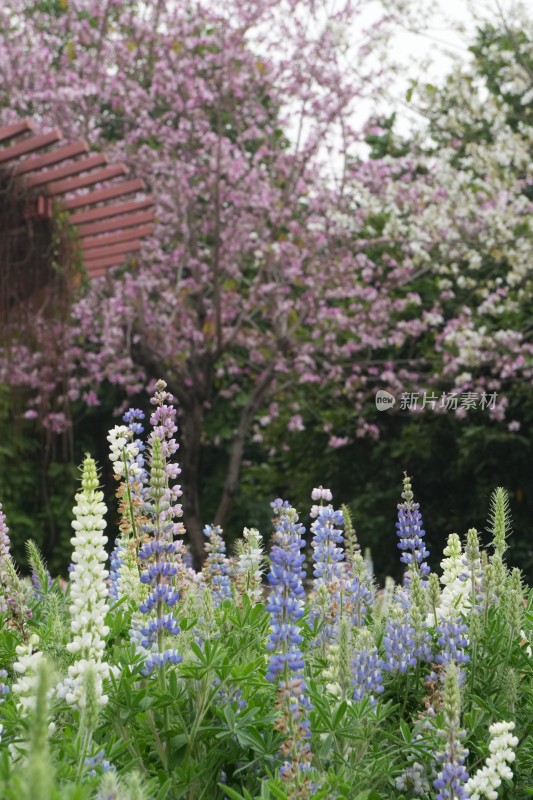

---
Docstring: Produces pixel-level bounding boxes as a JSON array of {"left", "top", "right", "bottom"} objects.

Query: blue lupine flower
[
  {"left": 0, "top": 669, "right": 9, "bottom": 700},
  {"left": 383, "top": 594, "right": 416, "bottom": 674},
  {"left": 84, "top": 749, "right": 115, "bottom": 777},
  {"left": 436, "top": 617, "right": 470, "bottom": 676},
  {"left": 434, "top": 756, "right": 470, "bottom": 800},
  {"left": 309, "top": 503, "right": 345, "bottom": 645},
  {"left": 266, "top": 503, "right": 313, "bottom": 784},
  {"left": 30, "top": 569, "right": 52, "bottom": 599},
  {"left": 136, "top": 381, "right": 184, "bottom": 674},
  {"left": 203, "top": 525, "right": 232, "bottom": 607},
  {"left": 352, "top": 630, "right": 384, "bottom": 703},
  {"left": 433, "top": 663, "right": 469, "bottom": 799},
  {"left": 108, "top": 541, "right": 123, "bottom": 603},
  {"left": 396, "top": 475, "right": 430, "bottom": 579},
  {"left": 345, "top": 552, "right": 374, "bottom": 627},
  {"left": 409, "top": 571, "right": 433, "bottom": 664},
  {"left": 311, "top": 506, "right": 345, "bottom": 586}
]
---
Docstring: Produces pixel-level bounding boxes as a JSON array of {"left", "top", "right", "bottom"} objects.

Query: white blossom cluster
[
  {"left": 465, "top": 721, "right": 519, "bottom": 800},
  {"left": 437, "top": 533, "right": 469, "bottom": 621},
  {"left": 107, "top": 424, "right": 143, "bottom": 479},
  {"left": 57, "top": 455, "right": 111, "bottom": 707},
  {"left": 310, "top": 486, "right": 333, "bottom": 519},
  {"left": 11, "top": 633, "right": 46, "bottom": 715},
  {"left": 234, "top": 527, "right": 265, "bottom": 603}
]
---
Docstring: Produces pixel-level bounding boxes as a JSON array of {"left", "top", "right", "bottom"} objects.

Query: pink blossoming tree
[{"left": 0, "top": 0, "right": 531, "bottom": 562}]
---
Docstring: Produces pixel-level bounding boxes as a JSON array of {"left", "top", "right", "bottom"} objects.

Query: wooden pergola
[{"left": 0, "top": 118, "right": 154, "bottom": 293}]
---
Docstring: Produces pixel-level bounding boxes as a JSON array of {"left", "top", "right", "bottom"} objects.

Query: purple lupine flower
[
  {"left": 0, "top": 669, "right": 9, "bottom": 700},
  {"left": 0, "top": 503, "right": 10, "bottom": 559},
  {"left": 108, "top": 540, "right": 123, "bottom": 603},
  {"left": 136, "top": 381, "right": 183, "bottom": 675},
  {"left": 84, "top": 748, "right": 115, "bottom": 777},
  {"left": 383, "top": 593, "right": 416, "bottom": 674},
  {"left": 311, "top": 506, "right": 345, "bottom": 586},
  {"left": 344, "top": 552, "right": 374, "bottom": 627},
  {"left": 309, "top": 504, "right": 345, "bottom": 644},
  {"left": 0, "top": 503, "right": 12, "bottom": 611},
  {"left": 433, "top": 663, "right": 469, "bottom": 799},
  {"left": 410, "top": 571, "right": 433, "bottom": 664},
  {"left": 396, "top": 475, "right": 430, "bottom": 580},
  {"left": 266, "top": 503, "right": 313, "bottom": 785},
  {"left": 203, "top": 525, "right": 232, "bottom": 606},
  {"left": 436, "top": 617, "right": 470, "bottom": 678},
  {"left": 30, "top": 570, "right": 52, "bottom": 599},
  {"left": 0, "top": 503, "right": 31, "bottom": 622},
  {"left": 352, "top": 630, "right": 384, "bottom": 703}
]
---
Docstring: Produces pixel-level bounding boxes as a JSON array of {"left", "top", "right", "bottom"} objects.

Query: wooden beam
[
  {"left": 77, "top": 209, "right": 155, "bottom": 238},
  {"left": 0, "top": 119, "right": 35, "bottom": 143},
  {"left": 81, "top": 225, "right": 152, "bottom": 251},
  {"left": 48, "top": 163, "right": 127, "bottom": 196},
  {"left": 14, "top": 141, "right": 89, "bottom": 175},
  {"left": 84, "top": 239, "right": 143, "bottom": 261},
  {"left": 69, "top": 197, "right": 153, "bottom": 225},
  {"left": 63, "top": 178, "right": 145, "bottom": 210},
  {"left": 0, "top": 129, "right": 63, "bottom": 164},
  {"left": 25, "top": 153, "right": 107, "bottom": 188},
  {"left": 83, "top": 251, "right": 140, "bottom": 272}
]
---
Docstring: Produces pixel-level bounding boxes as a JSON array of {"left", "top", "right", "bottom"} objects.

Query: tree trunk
[
  {"left": 180, "top": 400, "right": 205, "bottom": 569},
  {"left": 214, "top": 364, "right": 277, "bottom": 529}
]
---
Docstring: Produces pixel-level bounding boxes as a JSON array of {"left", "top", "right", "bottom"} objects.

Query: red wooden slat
[
  {"left": 83, "top": 252, "right": 139, "bottom": 271},
  {"left": 69, "top": 197, "right": 153, "bottom": 225},
  {"left": 25, "top": 153, "right": 107, "bottom": 188},
  {"left": 77, "top": 209, "right": 155, "bottom": 238},
  {"left": 49, "top": 163, "right": 127, "bottom": 196},
  {"left": 81, "top": 225, "right": 152, "bottom": 251},
  {"left": 85, "top": 265, "right": 114, "bottom": 277},
  {"left": 0, "top": 119, "right": 35, "bottom": 143},
  {"left": 14, "top": 141, "right": 89, "bottom": 175},
  {"left": 84, "top": 239, "right": 143, "bottom": 261},
  {"left": 63, "top": 178, "right": 145, "bottom": 210},
  {"left": 0, "top": 129, "right": 63, "bottom": 164}
]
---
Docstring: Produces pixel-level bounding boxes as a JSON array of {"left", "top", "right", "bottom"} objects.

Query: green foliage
[{"left": 1, "top": 458, "right": 533, "bottom": 798}]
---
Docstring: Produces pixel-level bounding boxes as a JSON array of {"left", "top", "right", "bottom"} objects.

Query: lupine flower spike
[
  {"left": 438, "top": 534, "right": 469, "bottom": 621},
  {"left": 465, "top": 721, "right": 519, "bottom": 800},
  {"left": 310, "top": 500, "right": 345, "bottom": 641},
  {"left": 203, "top": 525, "right": 232, "bottom": 607},
  {"left": 433, "top": 662, "right": 470, "bottom": 799},
  {"left": 57, "top": 455, "right": 111, "bottom": 707},
  {"left": 396, "top": 474, "right": 430, "bottom": 581},
  {"left": 135, "top": 381, "right": 184, "bottom": 674},
  {"left": 107, "top": 410, "right": 147, "bottom": 605},
  {"left": 234, "top": 527, "right": 265, "bottom": 605},
  {"left": 266, "top": 500, "right": 313, "bottom": 795},
  {"left": 0, "top": 502, "right": 32, "bottom": 626}
]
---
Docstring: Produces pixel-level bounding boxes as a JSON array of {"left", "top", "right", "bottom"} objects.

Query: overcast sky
[{"left": 361, "top": 0, "right": 525, "bottom": 134}]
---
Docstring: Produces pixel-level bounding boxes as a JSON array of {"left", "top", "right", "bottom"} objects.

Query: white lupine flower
[
  {"left": 234, "top": 528, "right": 265, "bottom": 604},
  {"left": 311, "top": 486, "right": 333, "bottom": 502},
  {"left": 57, "top": 455, "right": 110, "bottom": 707},
  {"left": 465, "top": 721, "right": 519, "bottom": 800},
  {"left": 438, "top": 533, "right": 469, "bottom": 620},
  {"left": 107, "top": 425, "right": 142, "bottom": 478},
  {"left": 11, "top": 634, "right": 46, "bottom": 715}
]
